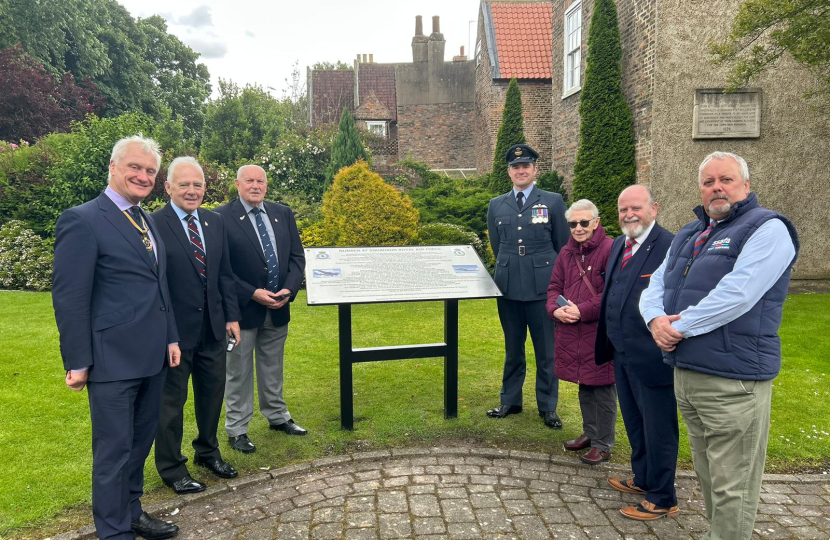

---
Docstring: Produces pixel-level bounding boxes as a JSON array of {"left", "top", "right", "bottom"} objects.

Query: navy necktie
[
  {"left": 251, "top": 208, "right": 280, "bottom": 292},
  {"left": 516, "top": 191, "right": 524, "bottom": 210}
]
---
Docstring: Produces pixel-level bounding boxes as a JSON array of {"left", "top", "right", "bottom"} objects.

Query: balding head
[
  {"left": 618, "top": 184, "right": 658, "bottom": 238},
  {"left": 235, "top": 164, "right": 267, "bottom": 207}
]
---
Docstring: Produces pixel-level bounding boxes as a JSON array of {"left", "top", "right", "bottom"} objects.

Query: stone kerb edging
[{"left": 45, "top": 446, "right": 830, "bottom": 540}]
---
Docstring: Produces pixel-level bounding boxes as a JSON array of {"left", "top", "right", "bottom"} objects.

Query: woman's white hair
[
  {"left": 565, "top": 199, "right": 599, "bottom": 220},
  {"left": 107, "top": 134, "right": 161, "bottom": 184},
  {"left": 698, "top": 151, "right": 750, "bottom": 185}
]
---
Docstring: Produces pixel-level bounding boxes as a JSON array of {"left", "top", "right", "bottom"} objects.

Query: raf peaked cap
[{"left": 506, "top": 143, "right": 539, "bottom": 165}]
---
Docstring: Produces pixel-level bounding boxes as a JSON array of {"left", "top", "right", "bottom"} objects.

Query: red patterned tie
[
  {"left": 621, "top": 238, "right": 636, "bottom": 269},
  {"left": 692, "top": 222, "right": 716, "bottom": 258},
  {"left": 186, "top": 215, "right": 207, "bottom": 284}
]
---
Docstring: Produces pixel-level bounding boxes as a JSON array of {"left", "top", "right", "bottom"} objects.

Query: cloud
[
  {"left": 178, "top": 5, "right": 213, "bottom": 28},
  {"left": 186, "top": 36, "right": 229, "bottom": 59},
  {"left": 245, "top": 30, "right": 256, "bottom": 38}
]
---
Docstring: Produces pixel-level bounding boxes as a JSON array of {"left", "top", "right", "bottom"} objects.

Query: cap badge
[{"left": 515, "top": 148, "right": 523, "bottom": 156}]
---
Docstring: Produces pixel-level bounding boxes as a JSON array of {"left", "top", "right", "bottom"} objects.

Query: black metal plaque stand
[{"left": 338, "top": 299, "right": 459, "bottom": 431}]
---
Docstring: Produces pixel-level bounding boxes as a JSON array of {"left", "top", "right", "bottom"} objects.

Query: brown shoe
[
  {"left": 563, "top": 434, "right": 591, "bottom": 451},
  {"left": 608, "top": 477, "right": 645, "bottom": 494},
  {"left": 580, "top": 447, "right": 610, "bottom": 465},
  {"left": 620, "top": 500, "right": 679, "bottom": 521}
]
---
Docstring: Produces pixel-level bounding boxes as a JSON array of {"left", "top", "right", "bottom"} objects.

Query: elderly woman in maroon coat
[{"left": 546, "top": 199, "right": 615, "bottom": 465}]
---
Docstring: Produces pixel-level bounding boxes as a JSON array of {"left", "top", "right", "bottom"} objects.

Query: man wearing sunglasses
[{"left": 486, "top": 143, "right": 570, "bottom": 429}]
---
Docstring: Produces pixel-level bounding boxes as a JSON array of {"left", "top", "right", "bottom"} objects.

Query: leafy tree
[
  {"left": 312, "top": 60, "right": 354, "bottom": 70},
  {"left": 572, "top": 0, "right": 635, "bottom": 237},
  {"left": 200, "top": 80, "right": 287, "bottom": 166},
  {"left": 537, "top": 170, "right": 569, "bottom": 203},
  {"left": 325, "top": 108, "right": 368, "bottom": 187},
  {"left": 489, "top": 78, "right": 526, "bottom": 193},
  {"left": 710, "top": 0, "right": 830, "bottom": 111},
  {"left": 0, "top": 45, "right": 104, "bottom": 141},
  {"left": 322, "top": 161, "right": 419, "bottom": 246},
  {"left": 137, "top": 16, "right": 211, "bottom": 141}
]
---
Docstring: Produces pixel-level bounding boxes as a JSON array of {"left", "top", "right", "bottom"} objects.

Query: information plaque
[
  {"left": 305, "top": 245, "right": 502, "bottom": 305},
  {"left": 692, "top": 88, "right": 762, "bottom": 139},
  {"left": 303, "top": 245, "right": 502, "bottom": 430}
]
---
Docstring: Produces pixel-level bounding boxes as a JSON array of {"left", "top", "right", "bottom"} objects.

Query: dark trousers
[
  {"left": 615, "top": 348, "right": 679, "bottom": 508},
  {"left": 155, "top": 314, "right": 225, "bottom": 483},
  {"left": 496, "top": 297, "right": 559, "bottom": 412},
  {"left": 87, "top": 367, "right": 166, "bottom": 540},
  {"left": 578, "top": 383, "right": 618, "bottom": 452}
]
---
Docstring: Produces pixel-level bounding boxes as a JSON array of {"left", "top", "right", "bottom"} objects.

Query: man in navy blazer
[
  {"left": 151, "top": 157, "right": 242, "bottom": 495},
  {"left": 215, "top": 164, "right": 306, "bottom": 453},
  {"left": 595, "top": 185, "right": 678, "bottom": 521},
  {"left": 53, "top": 136, "right": 182, "bottom": 540}
]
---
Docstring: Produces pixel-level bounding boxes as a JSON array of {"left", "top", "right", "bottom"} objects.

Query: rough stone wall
[
  {"left": 652, "top": 0, "right": 830, "bottom": 278},
  {"left": 397, "top": 103, "right": 475, "bottom": 169},
  {"left": 550, "top": 0, "right": 655, "bottom": 190}
]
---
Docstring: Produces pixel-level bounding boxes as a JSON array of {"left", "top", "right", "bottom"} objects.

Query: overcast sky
[{"left": 117, "top": 0, "right": 482, "bottom": 98}]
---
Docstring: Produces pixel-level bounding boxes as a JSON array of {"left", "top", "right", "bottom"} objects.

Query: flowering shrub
[
  {"left": 254, "top": 128, "right": 333, "bottom": 200},
  {"left": 0, "top": 221, "right": 53, "bottom": 291}
]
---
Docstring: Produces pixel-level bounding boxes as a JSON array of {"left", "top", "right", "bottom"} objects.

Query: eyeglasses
[{"left": 567, "top": 219, "right": 595, "bottom": 229}]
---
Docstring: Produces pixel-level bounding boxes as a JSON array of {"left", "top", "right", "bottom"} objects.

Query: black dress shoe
[
  {"left": 165, "top": 473, "right": 205, "bottom": 495},
  {"left": 194, "top": 456, "right": 238, "bottom": 479},
  {"left": 486, "top": 404, "right": 522, "bottom": 418},
  {"left": 131, "top": 511, "right": 179, "bottom": 540},
  {"left": 228, "top": 434, "right": 256, "bottom": 454},
  {"left": 270, "top": 419, "right": 307, "bottom": 436},
  {"left": 541, "top": 411, "right": 563, "bottom": 430}
]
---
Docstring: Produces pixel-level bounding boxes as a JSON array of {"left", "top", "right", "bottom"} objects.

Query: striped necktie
[
  {"left": 251, "top": 207, "right": 280, "bottom": 292},
  {"left": 692, "top": 222, "right": 716, "bottom": 258},
  {"left": 186, "top": 215, "right": 207, "bottom": 285},
  {"left": 621, "top": 238, "right": 636, "bottom": 269}
]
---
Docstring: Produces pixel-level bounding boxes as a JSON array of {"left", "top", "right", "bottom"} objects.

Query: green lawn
[{"left": 1, "top": 291, "right": 828, "bottom": 538}]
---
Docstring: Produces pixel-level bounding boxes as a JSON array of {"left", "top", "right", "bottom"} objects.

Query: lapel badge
[
  {"left": 530, "top": 204, "right": 549, "bottom": 224},
  {"left": 204, "top": 220, "right": 208, "bottom": 226},
  {"left": 240, "top": 215, "right": 245, "bottom": 220},
  {"left": 274, "top": 218, "right": 278, "bottom": 223}
]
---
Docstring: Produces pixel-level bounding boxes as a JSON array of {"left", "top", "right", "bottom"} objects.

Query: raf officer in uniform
[{"left": 486, "top": 144, "right": 570, "bottom": 428}]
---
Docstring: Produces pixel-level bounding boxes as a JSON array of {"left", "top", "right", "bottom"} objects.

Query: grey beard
[
  {"left": 708, "top": 199, "right": 731, "bottom": 215},
  {"left": 621, "top": 220, "right": 645, "bottom": 237}
]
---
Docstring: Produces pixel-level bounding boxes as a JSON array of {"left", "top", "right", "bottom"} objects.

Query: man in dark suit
[
  {"left": 595, "top": 185, "right": 678, "bottom": 520},
  {"left": 486, "top": 144, "right": 570, "bottom": 429},
  {"left": 151, "top": 157, "right": 242, "bottom": 495},
  {"left": 215, "top": 164, "right": 306, "bottom": 453},
  {"left": 53, "top": 136, "right": 181, "bottom": 540}
]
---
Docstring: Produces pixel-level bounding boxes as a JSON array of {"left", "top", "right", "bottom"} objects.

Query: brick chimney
[
  {"left": 412, "top": 15, "right": 428, "bottom": 63},
  {"left": 427, "top": 15, "right": 446, "bottom": 65}
]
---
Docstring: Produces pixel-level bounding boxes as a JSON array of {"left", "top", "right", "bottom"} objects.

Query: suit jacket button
[{"left": 197, "top": 308, "right": 203, "bottom": 312}]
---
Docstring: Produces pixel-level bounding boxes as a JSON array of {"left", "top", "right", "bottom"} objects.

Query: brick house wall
[
  {"left": 397, "top": 102, "right": 475, "bottom": 169},
  {"left": 550, "top": 0, "right": 655, "bottom": 190}
]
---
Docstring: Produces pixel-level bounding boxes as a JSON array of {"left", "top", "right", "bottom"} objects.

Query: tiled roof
[
  {"left": 358, "top": 63, "right": 397, "bottom": 121},
  {"left": 354, "top": 92, "right": 394, "bottom": 121},
  {"left": 311, "top": 70, "right": 355, "bottom": 126},
  {"left": 489, "top": 1, "right": 553, "bottom": 79}
]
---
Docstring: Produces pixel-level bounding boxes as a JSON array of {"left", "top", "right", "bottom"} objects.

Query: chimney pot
[
  {"left": 369, "top": 53, "right": 373, "bottom": 63},
  {"left": 362, "top": 54, "right": 367, "bottom": 63},
  {"left": 460, "top": 46, "right": 465, "bottom": 56},
  {"left": 432, "top": 16, "right": 440, "bottom": 34},
  {"left": 356, "top": 54, "right": 360, "bottom": 63},
  {"left": 415, "top": 15, "right": 423, "bottom": 36}
]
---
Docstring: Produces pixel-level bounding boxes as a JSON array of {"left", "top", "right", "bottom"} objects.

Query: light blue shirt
[
  {"left": 640, "top": 218, "right": 796, "bottom": 337},
  {"left": 239, "top": 198, "right": 279, "bottom": 267},
  {"left": 170, "top": 201, "right": 206, "bottom": 252},
  {"left": 512, "top": 184, "right": 535, "bottom": 202}
]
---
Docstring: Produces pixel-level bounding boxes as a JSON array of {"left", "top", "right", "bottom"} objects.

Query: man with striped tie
[
  {"left": 640, "top": 152, "right": 799, "bottom": 540},
  {"left": 151, "top": 157, "right": 242, "bottom": 494},
  {"left": 595, "top": 185, "right": 676, "bottom": 520},
  {"left": 216, "top": 165, "right": 307, "bottom": 453}
]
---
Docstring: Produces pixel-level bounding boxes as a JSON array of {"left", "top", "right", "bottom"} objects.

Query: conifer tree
[
  {"left": 325, "top": 108, "right": 368, "bottom": 187},
  {"left": 488, "top": 78, "right": 526, "bottom": 193},
  {"left": 571, "top": 0, "right": 635, "bottom": 237}
]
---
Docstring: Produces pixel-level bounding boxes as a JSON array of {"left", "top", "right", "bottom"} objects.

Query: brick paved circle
[{"left": 49, "top": 447, "right": 830, "bottom": 540}]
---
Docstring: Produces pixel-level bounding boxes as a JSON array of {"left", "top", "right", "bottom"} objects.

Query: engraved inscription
[{"left": 693, "top": 89, "right": 761, "bottom": 139}]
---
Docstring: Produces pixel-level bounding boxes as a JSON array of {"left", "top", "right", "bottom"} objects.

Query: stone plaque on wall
[{"left": 693, "top": 89, "right": 761, "bottom": 139}]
